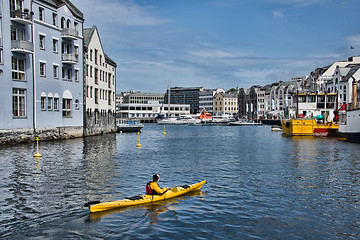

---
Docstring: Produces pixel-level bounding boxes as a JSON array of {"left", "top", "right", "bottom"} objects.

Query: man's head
[{"left": 153, "top": 174, "right": 159, "bottom": 182}]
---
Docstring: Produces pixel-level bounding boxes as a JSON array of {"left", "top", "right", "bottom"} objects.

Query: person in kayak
[{"left": 146, "top": 174, "right": 168, "bottom": 195}]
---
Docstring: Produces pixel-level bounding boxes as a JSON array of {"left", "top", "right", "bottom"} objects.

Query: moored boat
[
  {"left": 116, "top": 119, "right": 144, "bottom": 133},
  {"left": 338, "top": 109, "right": 360, "bottom": 142},
  {"left": 229, "top": 121, "right": 263, "bottom": 126},
  {"left": 282, "top": 118, "right": 338, "bottom": 137},
  {"left": 85, "top": 180, "right": 206, "bottom": 213}
]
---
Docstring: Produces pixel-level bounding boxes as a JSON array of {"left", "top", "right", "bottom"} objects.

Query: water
[{"left": 1, "top": 124, "right": 359, "bottom": 239}]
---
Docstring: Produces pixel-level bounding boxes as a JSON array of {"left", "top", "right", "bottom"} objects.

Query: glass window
[
  {"left": 12, "top": 57, "right": 25, "bottom": 81},
  {"left": 47, "top": 97, "right": 53, "bottom": 110},
  {"left": 75, "top": 69, "right": 79, "bottom": 82},
  {"left": 39, "top": 35, "right": 45, "bottom": 49},
  {"left": 11, "top": 27, "right": 24, "bottom": 40},
  {"left": 54, "top": 97, "right": 59, "bottom": 111},
  {"left": 53, "top": 39, "right": 58, "bottom": 53},
  {"left": 75, "top": 99, "right": 79, "bottom": 110},
  {"left": 62, "top": 99, "right": 71, "bottom": 117},
  {"left": 12, "top": 88, "right": 26, "bottom": 117},
  {"left": 53, "top": 65, "right": 58, "bottom": 78},
  {"left": 41, "top": 96, "right": 46, "bottom": 110},
  {"left": 40, "top": 62, "right": 46, "bottom": 76},
  {"left": 39, "top": 7, "right": 44, "bottom": 21},
  {"left": 52, "top": 13, "right": 57, "bottom": 26}
]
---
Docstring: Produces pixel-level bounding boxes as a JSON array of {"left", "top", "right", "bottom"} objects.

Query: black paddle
[{"left": 84, "top": 201, "right": 101, "bottom": 208}]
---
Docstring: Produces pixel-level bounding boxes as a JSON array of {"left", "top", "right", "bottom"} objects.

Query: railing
[
  {"left": 11, "top": 40, "right": 34, "bottom": 53},
  {"left": 10, "top": 9, "right": 33, "bottom": 23},
  {"left": 62, "top": 53, "right": 78, "bottom": 64},
  {"left": 61, "top": 28, "right": 78, "bottom": 39}
]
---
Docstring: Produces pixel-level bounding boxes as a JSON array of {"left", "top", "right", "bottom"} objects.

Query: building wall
[
  {"left": 33, "top": 1, "right": 84, "bottom": 129},
  {"left": 84, "top": 26, "right": 116, "bottom": 136},
  {"left": 1, "top": 0, "right": 34, "bottom": 130}
]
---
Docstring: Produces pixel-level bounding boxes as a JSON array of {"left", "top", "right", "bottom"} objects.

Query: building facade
[
  {"left": 199, "top": 88, "right": 224, "bottom": 113},
  {"left": 213, "top": 92, "right": 238, "bottom": 116},
  {"left": 165, "top": 87, "right": 204, "bottom": 114},
  {"left": 1, "top": 0, "right": 84, "bottom": 142},
  {"left": 83, "top": 25, "right": 117, "bottom": 136}
]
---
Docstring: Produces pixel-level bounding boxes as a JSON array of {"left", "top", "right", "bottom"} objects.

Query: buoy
[
  {"left": 33, "top": 137, "right": 42, "bottom": 157},
  {"left": 163, "top": 125, "right": 166, "bottom": 135},
  {"left": 136, "top": 132, "right": 142, "bottom": 148}
]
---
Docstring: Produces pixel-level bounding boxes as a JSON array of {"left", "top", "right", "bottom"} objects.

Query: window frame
[{"left": 12, "top": 88, "right": 26, "bottom": 118}]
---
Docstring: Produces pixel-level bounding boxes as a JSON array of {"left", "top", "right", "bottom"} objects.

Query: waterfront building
[
  {"left": 83, "top": 25, "right": 117, "bottom": 136},
  {"left": 117, "top": 101, "right": 190, "bottom": 122},
  {"left": 199, "top": 88, "right": 225, "bottom": 114},
  {"left": 213, "top": 92, "right": 238, "bottom": 116},
  {"left": 238, "top": 86, "right": 265, "bottom": 120},
  {"left": 165, "top": 87, "right": 204, "bottom": 114},
  {"left": 122, "top": 90, "right": 164, "bottom": 104},
  {"left": 1, "top": 0, "right": 84, "bottom": 140}
]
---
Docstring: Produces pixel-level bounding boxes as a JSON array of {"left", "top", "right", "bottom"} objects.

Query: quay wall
[
  {"left": 0, "top": 126, "right": 84, "bottom": 145},
  {"left": 84, "top": 113, "right": 116, "bottom": 136}
]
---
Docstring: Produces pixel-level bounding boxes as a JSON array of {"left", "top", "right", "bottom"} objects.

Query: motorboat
[{"left": 116, "top": 119, "right": 144, "bottom": 133}]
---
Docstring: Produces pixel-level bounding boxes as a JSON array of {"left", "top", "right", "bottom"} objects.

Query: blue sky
[{"left": 74, "top": 0, "right": 360, "bottom": 93}]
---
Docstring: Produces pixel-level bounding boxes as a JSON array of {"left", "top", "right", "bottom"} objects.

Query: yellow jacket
[{"left": 147, "top": 181, "right": 167, "bottom": 195}]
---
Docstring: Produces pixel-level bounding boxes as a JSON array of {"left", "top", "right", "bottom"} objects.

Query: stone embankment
[{"left": 0, "top": 126, "right": 84, "bottom": 145}]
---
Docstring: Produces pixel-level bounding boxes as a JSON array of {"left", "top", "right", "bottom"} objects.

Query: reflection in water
[{"left": 1, "top": 125, "right": 360, "bottom": 239}]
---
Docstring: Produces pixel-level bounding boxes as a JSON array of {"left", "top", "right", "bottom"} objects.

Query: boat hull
[
  {"left": 88, "top": 180, "right": 206, "bottom": 212},
  {"left": 338, "top": 109, "right": 360, "bottom": 142},
  {"left": 282, "top": 119, "right": 338, "bottom": 136}
]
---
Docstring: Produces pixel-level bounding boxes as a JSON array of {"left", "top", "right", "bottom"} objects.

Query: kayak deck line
[{"left": 86, "top": 180, "right": 206, "bottom": 213}]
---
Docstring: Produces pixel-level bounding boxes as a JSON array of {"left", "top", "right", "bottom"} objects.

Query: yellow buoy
[
  {"left": 163, "top": 125, "right": 166, "bottom": 135},
  {"left": 33, "top": 137, "right": 42, "bottom": 157},
  {"left": 136, "top": 132, "right": 142, "bottom": 148}
]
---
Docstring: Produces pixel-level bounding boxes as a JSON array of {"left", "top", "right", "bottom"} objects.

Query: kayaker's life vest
[{"left": 146, "top": 181, "right": 166, "bottom": 195}]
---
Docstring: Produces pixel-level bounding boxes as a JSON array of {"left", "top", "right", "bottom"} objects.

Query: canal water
[{"left": 1, "top": 124, "right": 359, "bottom": 239}]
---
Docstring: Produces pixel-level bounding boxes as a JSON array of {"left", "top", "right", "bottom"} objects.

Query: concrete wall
[{"left": 84, "top": 111, "right": 116, "bottom": 136}]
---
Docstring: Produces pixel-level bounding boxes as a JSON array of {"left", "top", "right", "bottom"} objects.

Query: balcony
[
  {"left": 62, "top": 53, "right": 78, "bottom": 64},
  {"left": 10, "top": 9, "right": 33, "bottom": 25},
  {"left": 61, "top": 28, "right": 78, "bottom": 40},
  {"left": 11, "top": 40, "right": 34, "bottom": 54}
]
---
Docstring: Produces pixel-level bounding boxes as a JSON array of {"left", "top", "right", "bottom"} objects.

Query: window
[
  {"left": 75, "top": 69, "right": 79, "bottom": 82},
  {"left": 62, "top": 67, "right": 65, "bottom": 80},
  {"left": 53, "top": 39, "right": 58, "bottom": 53},
  {"left": 53, "top": 65, "right": 58, "bottom": 78},
  {"left": 67, "top": 69, "right": 72, "bottom": 81},
  {"left": 95, "top": 88, "right": 98, "bottom": 104},
  {"left": 39, "top": 35, "right": 45, "bottom": 49},
  {"left": 90, "top": 86, "right": 93, "bottom": 98},
  {"left": 94, "top": 68, "right": 98, "bottom": 84},
  {"left": 61, "top": 17, "right": 65, "bottom": 29},
  {"left": 62, "top": 99, "right": 71, "bottom": 117},
  {"left": 95, "top": 49, "right": 98, "bottom": 65},
  {"left": 66, "top": 19, "right": 71, "bottom": 28},
  {"left": 74, "top": 22, "right": 78, "bottom": 31},
  {"left": 52, "top": 13, "right": 57, "bottom": 26},
  {"left": 41, "top": 96, "right": 46, "bottom": 110},
  {"left": 12, "top": 57, "right": 25, "bottom": 81},
  {"left": 47, "top": 97, "right": 53, "bottom": 110},
  {"left": 90, "top": 49, "right": 92, "bottom": 61},
  {"left": 12, "top": 88, "right": 26, "bottom": 118},
  {"left": 11, "top": 27, "right": 24, "bottom": 40},
  {"left": 40, "top": 62, "right": 46, "bottom": 77},
  {"left": 39, "top": 7, "right": 44, "bottom": 21},
  {"left": 54, "top": 97, "right": 59, "bottom": 111},
  {"left": 75, "top": 99, "right": 79, "bottom": 110},
  {"left": 90, "top": 66, "right": 93, "bottom": 78}
]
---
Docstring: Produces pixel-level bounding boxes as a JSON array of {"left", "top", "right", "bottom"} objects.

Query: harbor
[{"left": 1, "top": 124, "right": 359, "bottom": 239}]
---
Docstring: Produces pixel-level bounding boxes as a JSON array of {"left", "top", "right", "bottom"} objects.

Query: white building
[
  {"left": 83, "top": 25, "right": 117, "bottom": 135},
  {"left": 117, "top": 102, "right": 190, "bottom": 122}
]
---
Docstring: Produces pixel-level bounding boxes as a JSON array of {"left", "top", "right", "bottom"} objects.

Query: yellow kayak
[{"left": 85, "top": 180, "right": 206, "bottom": 213}]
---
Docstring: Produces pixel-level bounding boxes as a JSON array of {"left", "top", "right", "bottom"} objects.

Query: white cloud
[
  {"left": 346, "top": 35, "right": 360, "bottom": 46},
  {"left": 272, "top": 10, "right": 285, "bottom": 18},
  {"left": 77, "top": 0, "right": 168, "bottom": 26}
]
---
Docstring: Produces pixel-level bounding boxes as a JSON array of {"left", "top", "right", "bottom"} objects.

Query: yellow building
[{"left": 213, "top": 93, "right": 238, "bottom": 116}]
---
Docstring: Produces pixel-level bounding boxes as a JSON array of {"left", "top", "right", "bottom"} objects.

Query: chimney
[{"left": 352, "top": 77, "right": 358, "bottom": 110}]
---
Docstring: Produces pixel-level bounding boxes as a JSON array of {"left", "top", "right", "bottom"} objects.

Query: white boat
[
  {"left": 271, "top": 125, "right": 282, "bottom": 131},
  {"left": 116, "top": 119, "right": 144, "bottom": 133},
  {"left": 206, "top": 114, "right": 235, "bottom": 125},
  {"left": 338, "top": 108, "right": 360, "bottom": 143},
  {"left": 157, "top": 115, "right": 201, "bottom": 125},
  {"left": 229, "top": 121, "right": 263, "bottom": 126}
]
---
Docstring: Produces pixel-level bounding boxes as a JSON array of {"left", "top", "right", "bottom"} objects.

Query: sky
[{"left": 73, "top": 0, "right": 360, "bottom": 93}]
